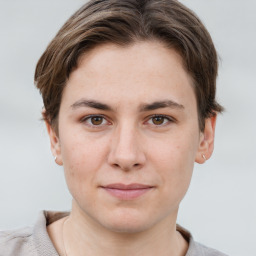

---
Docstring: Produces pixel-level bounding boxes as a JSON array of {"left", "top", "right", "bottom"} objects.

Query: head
[
  {"left": 35, "top": 0, "right": 223, "bottom": 133},
  {"left": 35, "top": 0, "right": 223, "bottom": 233}
]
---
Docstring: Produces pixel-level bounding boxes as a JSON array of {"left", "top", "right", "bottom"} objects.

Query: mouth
[{"left": 100, "top": 183, "right": 154, "bottom": 200}]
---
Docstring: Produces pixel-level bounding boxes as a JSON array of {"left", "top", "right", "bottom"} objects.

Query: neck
[{"left": 63, "top": 201, "right": 188, "bottom": 256}]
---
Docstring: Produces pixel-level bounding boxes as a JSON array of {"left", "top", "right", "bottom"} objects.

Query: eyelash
[
  {"left": 80, "top": 115, "right": 110, "bottom": 128},
  {"left": 146, "top": 114, "right": 175, "bottom": 126},
  {"left": 80, "top": 114, "right": 175, "bottom": 128}
]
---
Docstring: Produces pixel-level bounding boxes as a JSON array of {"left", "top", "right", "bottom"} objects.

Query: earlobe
[
  {"left": 195, "top": 115, "right": 217, "bottom": 164},
  {"left": 44, "top": 118, "right": 63, "bottom": 166}
]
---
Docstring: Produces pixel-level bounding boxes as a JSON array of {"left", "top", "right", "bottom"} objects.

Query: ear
[
  {"left": 195, "top": 115, "right": 217, "bottom": 164},
  {"left": 44, "top": 114, "right": 63, "bottom": 166}
]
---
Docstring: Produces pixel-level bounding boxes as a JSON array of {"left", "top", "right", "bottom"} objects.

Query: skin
[{"left": 46, "top": 40, "right": 216, "bottom": 256}]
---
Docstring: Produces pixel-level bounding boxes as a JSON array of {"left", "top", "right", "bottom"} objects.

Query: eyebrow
[
  {"left": 139, "top": 100, "right": 184, "bottom": 112},
  {"left": 70, "top": 99, "right": 184, "bottom": 112},
  {"left": 71, "top": 99, "right": 113, "bottom": 111}
]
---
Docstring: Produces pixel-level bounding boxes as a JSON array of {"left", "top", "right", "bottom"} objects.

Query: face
[{"left": 47, "top": 41, "right": 215, "bottom": 233}]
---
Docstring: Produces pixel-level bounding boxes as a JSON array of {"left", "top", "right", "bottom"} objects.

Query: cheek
[
  {"left": 59, "top": 132, "right": 107, "bottom": 198},
  {"left": 154, "top": 144, "right": 194, "bottom": 188},
  {"left": 150, "top": 132, "right": 198, "bottom": 171},
  {"left": 148, "top": 132, "right": 198, "bottom": 201}
]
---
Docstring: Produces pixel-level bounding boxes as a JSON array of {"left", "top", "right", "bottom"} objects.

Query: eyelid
[
  {"left": 80, "top": 114, "right": 111, "bottom": 127},
  {"left": 145, "top": 114, "right": 176, "bottom": 126},
  {"left": 80, "top": 114, "right": 175, "bottom": 128}
]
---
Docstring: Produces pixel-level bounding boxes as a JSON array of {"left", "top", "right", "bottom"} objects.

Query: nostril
[{"left": 111, "top": 162, "right": 141, "bottom": 171}]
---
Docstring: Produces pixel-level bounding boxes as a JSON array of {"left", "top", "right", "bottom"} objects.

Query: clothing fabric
[{"left": 0, "top": 211, "right": 228, "bottom": 256}]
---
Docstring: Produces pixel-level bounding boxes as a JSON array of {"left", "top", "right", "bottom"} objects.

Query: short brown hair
[{"left": 35, "top": 0, "right": 223, "bottom": 131}]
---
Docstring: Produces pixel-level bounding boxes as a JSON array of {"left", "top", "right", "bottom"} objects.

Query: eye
[
  {"left": 81, "top": 115, "right": 109, "bottom": 127},
  {"left": 147, "top": 115, "right": 173, "bottom": 126}
]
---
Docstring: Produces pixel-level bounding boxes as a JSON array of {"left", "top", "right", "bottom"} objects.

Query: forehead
[
  {"left": 77, "top": 41, "right": 188, "bottom": 81},
  {"left": 62, "top": 41, "right": 196, "bottom": 111}
]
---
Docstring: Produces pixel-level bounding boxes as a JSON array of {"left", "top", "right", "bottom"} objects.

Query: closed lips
[
  {"left": 100, "top": 183, "right": 154, "bottom": 200},
  {"left": 101, "top": 183, "right": 154, "bottom": 190}
]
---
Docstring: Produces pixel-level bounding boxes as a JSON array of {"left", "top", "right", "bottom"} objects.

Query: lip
[{"left": 100, "top": 183, "right": 154, "bottom": 200}]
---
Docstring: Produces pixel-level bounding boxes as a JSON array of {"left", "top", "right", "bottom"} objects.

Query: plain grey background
[{"left": 0, "top": 1, "right": 255, "bottom": 255}]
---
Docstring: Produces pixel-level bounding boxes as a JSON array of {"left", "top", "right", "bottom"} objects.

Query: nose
[{"left": 107, "top": 124, "right": 146, "bottom": 171}]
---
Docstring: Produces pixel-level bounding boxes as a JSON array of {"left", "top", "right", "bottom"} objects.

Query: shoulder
[
  {"left": 191, "top": 241, "right": 229, "bottom": 256},
  {"left": 176, "top": 225, "right": 229, "bottom": 256},
  {"left": 0, "top": 211, "right": 68, "bottom": 256},
  {"left": 0, "top": 226, "right": 36, "bottom": 256}
]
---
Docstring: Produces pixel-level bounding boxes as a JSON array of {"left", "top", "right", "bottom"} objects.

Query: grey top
[{"left": 0, "top": 211, "right": 228, "bottom": 256}]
